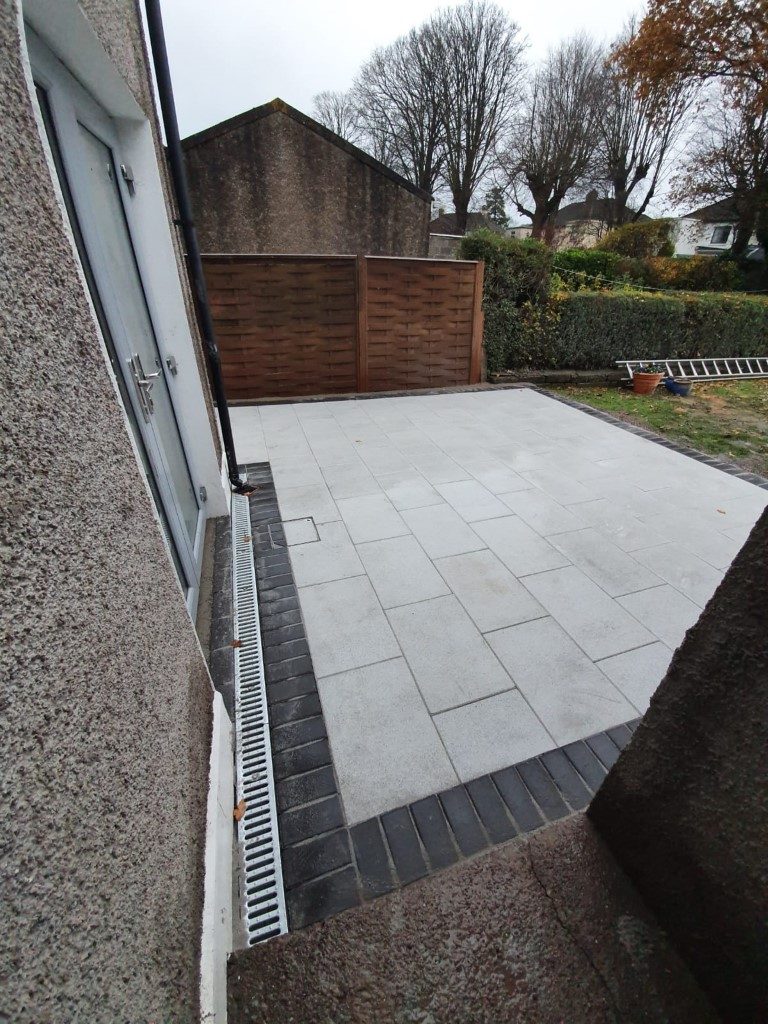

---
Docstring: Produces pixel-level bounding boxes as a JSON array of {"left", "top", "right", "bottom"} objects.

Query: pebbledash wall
[
  {"left": 182, "top": 99, "right": 432, "bottom": 257},
  {"left": 590, "top": 507, "right": 768, "bottom": 1022},
  {"left": 1, "top": 1, "right": 224, "bottom": 1021}
]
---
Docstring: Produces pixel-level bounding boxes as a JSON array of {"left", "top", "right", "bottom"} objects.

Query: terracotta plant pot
[{"left": 632, "top": 371, "right": 664, "bottom": 395}]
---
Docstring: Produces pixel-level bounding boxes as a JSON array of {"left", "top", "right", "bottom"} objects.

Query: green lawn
[{"left": 550, "top": 380, "right": 768, "bottom": 478}]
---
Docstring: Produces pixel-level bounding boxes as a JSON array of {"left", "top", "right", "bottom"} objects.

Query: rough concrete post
[{"left": 589, "top": 507, "right": 768, "bottom": 1022}]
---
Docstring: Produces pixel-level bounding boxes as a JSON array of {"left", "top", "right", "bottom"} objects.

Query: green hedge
[
  {"left": 508, "top": 291, "right": 768, "bottom": 370},
  {"left": 459, "top": 230, "right": 552, "bottom": 373},
  {"left": 552, "top": 248, "right": 744, "bottom": 293}
]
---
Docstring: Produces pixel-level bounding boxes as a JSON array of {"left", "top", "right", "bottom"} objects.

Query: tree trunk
[
  {"left": 731, "top": 217, "right": 754, "bottom": 257},
  {"left": 610, "top": 180, "right": 629, "bottom": 229},
  {"left": 453, "top": 195, "right": 470, "bottom": 234},
  {"left": 530, "top": 206, "right": 549, "bottom": 240},
  {"left": 753, "top": 197, "right": 768, "bottom": 256}
]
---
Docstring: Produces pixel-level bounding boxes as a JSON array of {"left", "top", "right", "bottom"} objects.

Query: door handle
[{"left": 129, "top": 354, "right": 161, "bottom": 420}]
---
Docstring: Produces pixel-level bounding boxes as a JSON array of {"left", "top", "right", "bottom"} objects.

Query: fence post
[
  {"left": 356, "top": 255, "right": 369, "bottom": 392},
  {"left": 469, "top": 260, "right": 485, "bottom": 383}
]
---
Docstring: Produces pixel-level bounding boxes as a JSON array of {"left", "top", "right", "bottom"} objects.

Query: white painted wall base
[{"left": 200, "top": 692, "right": 234, "bottom": 1024}]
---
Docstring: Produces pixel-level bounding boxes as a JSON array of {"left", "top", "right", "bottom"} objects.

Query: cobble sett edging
[{"left": 213, "top": 461, "right": 641, "bottom": 931}]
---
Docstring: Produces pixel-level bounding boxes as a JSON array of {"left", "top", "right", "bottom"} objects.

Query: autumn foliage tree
[
  {"left": 614, "top": 0, "right": 768, "bottom": 105},
  {"left": 616, "top": 0, "right": 768, "bottom": 252}
]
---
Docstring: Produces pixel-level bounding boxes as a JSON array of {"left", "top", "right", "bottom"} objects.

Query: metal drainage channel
[{"left": 231, "top": 494, "right": 288, "bottom": 944}]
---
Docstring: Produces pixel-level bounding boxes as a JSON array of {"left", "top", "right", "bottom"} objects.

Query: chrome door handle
[{"left": 129, "top": 354, "right": 161, "bottom": 420}]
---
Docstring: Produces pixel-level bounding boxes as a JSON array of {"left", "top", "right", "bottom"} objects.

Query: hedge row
[
  {"left": 508, "top": 291, "right": 768, "bottom": 371},
  {"left": 552, "top": 248, "right": 745, "bottom": 293}
]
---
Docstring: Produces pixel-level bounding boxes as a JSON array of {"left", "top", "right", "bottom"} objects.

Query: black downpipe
[{"left": 144, "top": 0, "right": 251, "bottom": 495}]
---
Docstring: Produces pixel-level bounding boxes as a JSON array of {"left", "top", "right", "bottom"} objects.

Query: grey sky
[{"left": 162, "top": 0, "right": 642, "bottom": 139}]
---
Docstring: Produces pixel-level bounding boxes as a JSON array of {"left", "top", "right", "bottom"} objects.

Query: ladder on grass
[{"left": 617, "top": 357, "right": 768, "bottom": 382}]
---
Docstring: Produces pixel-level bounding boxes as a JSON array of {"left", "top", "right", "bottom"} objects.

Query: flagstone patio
[{"left": 231, "top": 388, "right": 768, "bottom": 826}]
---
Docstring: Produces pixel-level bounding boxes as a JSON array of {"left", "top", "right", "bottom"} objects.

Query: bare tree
[
  {"left": 598, "top": 22, "right": 693, "bottom": 227},
  {"left": 499, "top": 35, "right": 604, "bottom": 241},
  {"left": 430, "top": 0, "right": 526, "bottom": 232},
  {"left": 311, "top": 90, "right": 363, "bottom": 144},
  {"left": 673, "top": 82, "right": 768, "bottom": 254},
  {"left": 354, "top": 27, "right": 445, "bottom": 192}
]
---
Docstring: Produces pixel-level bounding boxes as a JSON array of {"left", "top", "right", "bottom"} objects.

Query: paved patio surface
[{"left": 231, "top": 389, "right": 768, "bottom": 825}]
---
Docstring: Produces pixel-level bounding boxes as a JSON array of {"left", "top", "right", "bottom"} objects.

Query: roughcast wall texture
[
  {"left": 590, "top": 507, "right": 768, "bottom": 1023},
  {"left": 1, "top": 3, "right": 212, "bottom": 1021},
  {"left": 183, "top": 101, "right": 431, "bottom": 257}
]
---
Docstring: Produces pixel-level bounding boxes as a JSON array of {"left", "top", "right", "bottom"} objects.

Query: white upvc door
[{"left": 29, "top": 32, "right": 205, "bottom": 608}]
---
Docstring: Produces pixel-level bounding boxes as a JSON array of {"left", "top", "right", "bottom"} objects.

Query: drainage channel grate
[{"left": 231, "top": 493, "right": 288, "bottom": 945}]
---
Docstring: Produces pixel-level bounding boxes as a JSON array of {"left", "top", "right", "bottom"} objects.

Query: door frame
[{"left": 27, "top": 29, "right": 213, "bottom": 610}]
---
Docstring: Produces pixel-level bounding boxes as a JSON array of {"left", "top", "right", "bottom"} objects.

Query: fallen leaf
[
  {"left": 233, "top": 799, "right": 247, "bottom": 821},
  {"left": 716, "top": 509, "right": 726, "bottom": 515},
  {"left": 231, "top": 639, "right": 242, "bottom": 648}
]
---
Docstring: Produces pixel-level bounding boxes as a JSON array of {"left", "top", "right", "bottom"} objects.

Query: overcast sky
[{"left": 161, "top": 0, "right": 642, "bottom": 139}]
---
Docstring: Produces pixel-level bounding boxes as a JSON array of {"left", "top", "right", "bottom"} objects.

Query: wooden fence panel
[
  {"left": 203, "top": 255, "right": 357, "bottom": 399},
  {"left": 365, "top": 257, "right": 482, "bottom": 392},
  {"left": 202, "top": 254, "right": 483, "bottom": 400}
]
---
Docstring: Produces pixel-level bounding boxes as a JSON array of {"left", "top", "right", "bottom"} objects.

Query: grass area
[{"left": 551, "top": 380, "right": 768, "bottom": 478}]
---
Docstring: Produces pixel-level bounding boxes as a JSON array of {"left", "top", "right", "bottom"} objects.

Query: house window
[{"left": 710, "top": 225, "right": 731, "bottom": 244}]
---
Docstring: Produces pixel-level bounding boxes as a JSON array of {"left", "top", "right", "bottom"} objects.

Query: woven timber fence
[{"left": 202, "top": 254, "right": 484, "bottom": 400}]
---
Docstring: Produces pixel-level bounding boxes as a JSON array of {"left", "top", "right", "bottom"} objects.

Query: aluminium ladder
[{"left": 617, "top": 357, "right": 768, "bottom": 383}]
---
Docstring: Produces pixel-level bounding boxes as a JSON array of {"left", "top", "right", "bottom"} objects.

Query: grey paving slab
[
  {"left": 640, "top": 509, "right": 743, "bottom": 570},
  {"left": 283, "top": 517, "right": 319, "bottom": 546},
  {"left": 596, "top": 642, "right": 674, "bottom": 714},
  {"left": 434, "top": 550, "right": 546, "bottom": 633},
  {"left": 569, "top": 498, "right": 660, "bottom": 552},
  {"left": 336, "top": 493, "right": 409, "bottom": 544},
  {"left": 357, "top": 535, "right": 450, "bottom": 609},
  {"left": 472, "top": 516, "right": 570, "bottom": 577},
  {"left": 299, "top": 576, "right": 400, "bottom": 678},
  {"left": 522, "top": 565, "right": 655, "bottom": 660},
  {"left": 435, "top": 479, "right": 510, "bottom": 522},
  {"left": 270, "top": 458, "right": 325, "bottom": 490},
  {"left": 434, "top": 689, "right": 554, "bottom": 781},
  {"left": 408, "top": 452, "right": 470, "bottom": 484},
  {"left": 289, "top": 521, "right": 364, "bottom": 588},
  {"left": 321, "top": 459, "right": 381, "bottom": 500},
  {"left": 356, "top": 443, "right": 414, "bottom": 477},
  {"left": 387, "top": 595, "right": 514, "bottom": 713},
  {"left": 550, "top": 528, "right": 662, "bottom": 597},
  {"left": 466, "top": 459, "right": 530, "bottom": 494},
  {"left": 617, "top": 584, "right": 703, "bottom": 650},
  {"left": 318, "top": 659, "right": 458, "bottom": 825},
  {"left": 520, "top": 468, "right": 593, "bottom": 505},
  {"left": 487, "top": 618, "right": 636, "bottom": 745},
  {"left": 277, "top": 482, "right": 340, "bottom": 525},
  {"left": 402, "top": 504, "right": 486, "bottom": 559},
  {"left": 499, "top": 488, "right": 586, "bottom": 537},
  {"left": 631, "top": 543, "right": 724, "bottom": 607},
  {"left": 377, "top": 471, "right": 443, "bottom": 511}
]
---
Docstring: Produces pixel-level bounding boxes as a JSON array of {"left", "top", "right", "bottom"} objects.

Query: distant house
[
  {"left": 428, "top": 209, "right": 502, "bottom": 258},
  {"left": 182, "top": 98, "right": 431, "bottom": 257},
  {"left": 499, "top": 193, "right": 650, "bottom": 249},
  {"left": 674, "top": 199, "right": 761, "bottom": 258},
  {"left": 551, "top": 192, "right": 649, "bottom": 249}
]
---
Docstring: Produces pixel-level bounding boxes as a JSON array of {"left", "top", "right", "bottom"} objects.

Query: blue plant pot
[{"left": 663, "top": 377, "right": 692, "bottom": 397}]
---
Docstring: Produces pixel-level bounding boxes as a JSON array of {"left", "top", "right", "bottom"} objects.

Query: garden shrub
[
  {"left": 642, "top": 255, "right": 742, "bottom": 292},
  {"left": 459, "top": 230, "right": 552, "bottom": 371},
  {"left": 553, "top": 247, "right": 747, "bottom": 293},
  {"left": 596, "top": 219, "right": 675, "bottom": 258},
  {"left": 503, "top": 290, "right": 768, "bottom": 370}
]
